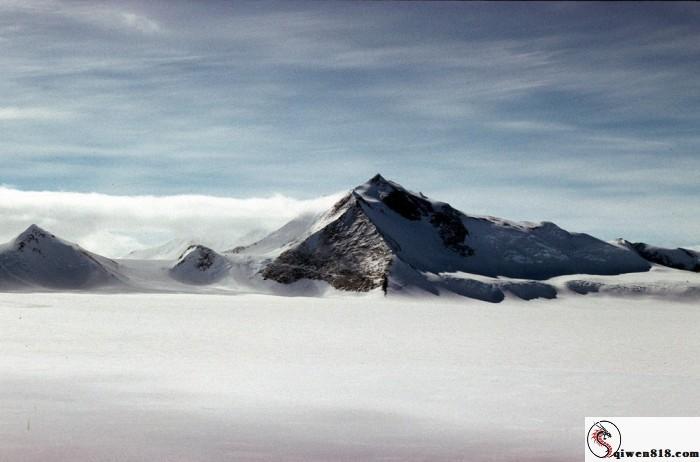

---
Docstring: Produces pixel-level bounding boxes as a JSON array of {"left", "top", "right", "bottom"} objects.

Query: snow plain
[{"left": 1, "top": 289, "right": 698, "bottom": 461}]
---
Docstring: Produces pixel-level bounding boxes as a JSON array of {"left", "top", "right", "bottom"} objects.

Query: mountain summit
[{"left": 255, "top": 175, "right": 650, "bottom": 293}]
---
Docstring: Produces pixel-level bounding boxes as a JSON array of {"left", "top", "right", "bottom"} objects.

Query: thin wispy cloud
[
  {"left": 0, "top": 106, "right": 72, "bottom": 120},
  {"left": 1, "top": 0, "right": 162, "bottom": 34}
]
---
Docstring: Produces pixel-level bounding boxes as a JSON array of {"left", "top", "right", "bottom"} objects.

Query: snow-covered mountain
[
  {"left": 169, "top": 245, "right": 231, "bottom": 284},
  {"left": 0, "top": 224, "right": 124, "bottom": 289},
  {"left": 245, "top": 175, "right": 650, "bottom": 294},
  {"left": 2, "top": 176, "right": 697, "bottom": 301},
  {"left": 616, "top": 239, "right": 699, "bottom": 272}
]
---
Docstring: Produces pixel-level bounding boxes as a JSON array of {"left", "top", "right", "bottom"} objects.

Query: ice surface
[{"left": 1, "top": 292, "right": 698, "bottom": 461}]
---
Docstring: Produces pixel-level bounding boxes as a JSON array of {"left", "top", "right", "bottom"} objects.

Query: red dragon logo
[{"left": 587, "top": 420, "right": 621, "bottom": 458}]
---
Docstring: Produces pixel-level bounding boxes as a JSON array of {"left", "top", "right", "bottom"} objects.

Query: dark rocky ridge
[{"left": 619, "top": 240, "right": 700, "bottom": 272}]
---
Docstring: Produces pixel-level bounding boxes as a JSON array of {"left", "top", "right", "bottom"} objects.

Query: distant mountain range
[{"left": 0, "top": 175, "right": 697, "bottom": 301}]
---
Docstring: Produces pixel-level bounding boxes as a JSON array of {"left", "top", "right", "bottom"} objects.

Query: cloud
[
  {"left": 117, "top": 11, "right": 161, "bottom": 34},
  {"left": 487, "top": 120, "right": 574, "bottom": 132},
  {"left": 0, "top": 187, "right": 344, "bottom": 257},
  {"left": 1, "top": 0, "right": 162, "bottom": 34},
  {"left": 0, "top": 106, "right": 72, "bottom": 120}
]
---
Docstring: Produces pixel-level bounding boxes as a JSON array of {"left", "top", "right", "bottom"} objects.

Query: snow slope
[
  {"left": 257, "top": 175, "right": 650, "bottom": 294},
  {"left": 0, "top": 225, "right": 124, "bottom": 290},
  {"left": 228, "top": 212, "right": 323, "bottom": 258}
]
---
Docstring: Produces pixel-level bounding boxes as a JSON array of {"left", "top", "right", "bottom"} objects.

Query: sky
[{"left": 0, "top": 1, "right": 699, "bottom": 255}]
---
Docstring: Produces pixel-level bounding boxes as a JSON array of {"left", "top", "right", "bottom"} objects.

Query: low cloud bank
[{"left": 0, "top": 187, "right": 343, "bottom": 257}]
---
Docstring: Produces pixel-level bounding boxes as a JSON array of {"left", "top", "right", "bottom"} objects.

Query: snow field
[{"left": 1, "top": 293, "right": 698, "bottom": 461}]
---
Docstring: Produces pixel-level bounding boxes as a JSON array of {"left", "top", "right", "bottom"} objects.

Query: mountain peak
[
  {"left": 369, "top": 173, "right": 387, "bottom": 184},
  {"left": 354, "top": 174, "right": 405, "bottom": 200},
  {"left": 356, "top": 173, "right": 397, "bottom": 191},
  {"left": 21, "top": 223, "right": 50, "bottom": 236},
  {"left": 14, "top": 224, "right": 56, "bottom": 249}
]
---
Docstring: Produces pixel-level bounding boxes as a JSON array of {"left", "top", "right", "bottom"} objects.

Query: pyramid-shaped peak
[
  {"left": 13, "top": 224, "right": 61, "bottom": 252},
  {"left": 24, "top": 223, "right": 48, "bottom": 234},
  {"left": 355, "top": 174, "right": 406, "bottom": 195},
  {"left": 367, "top": 173, "right": 402, "bottom": 188},
  {"left": 16, "top": 224, "right": 55, "bottom": 241},
  {"left": 369, "top": 173, "right": 387, "bottom": 184}
]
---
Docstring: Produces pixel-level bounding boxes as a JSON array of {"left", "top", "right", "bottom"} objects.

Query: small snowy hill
[
  {"left": 248, "top": 175, "right": 650, "bottom": 295},
  {"left": 0, "top": 225, "right": 124, "bottom": 289},
  {"left": 616, "top": 239, "right": 699, "bottom": 272},
  {"left": 169, "top": 245, "right": 231, "bottom": 285}
]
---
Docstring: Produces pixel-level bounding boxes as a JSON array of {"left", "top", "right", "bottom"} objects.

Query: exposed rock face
[
  {"left": 381, "top": 188, "right": 430, "bottom": 220},
  {"left": 429, "top": 204, "right": 473, "bottom": 257},
  {"left": 262, "top": 194, "right": 393, "bottom": 291},
  {"left": 191, "top": 246, "right": 216, "bottom": 270}
]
